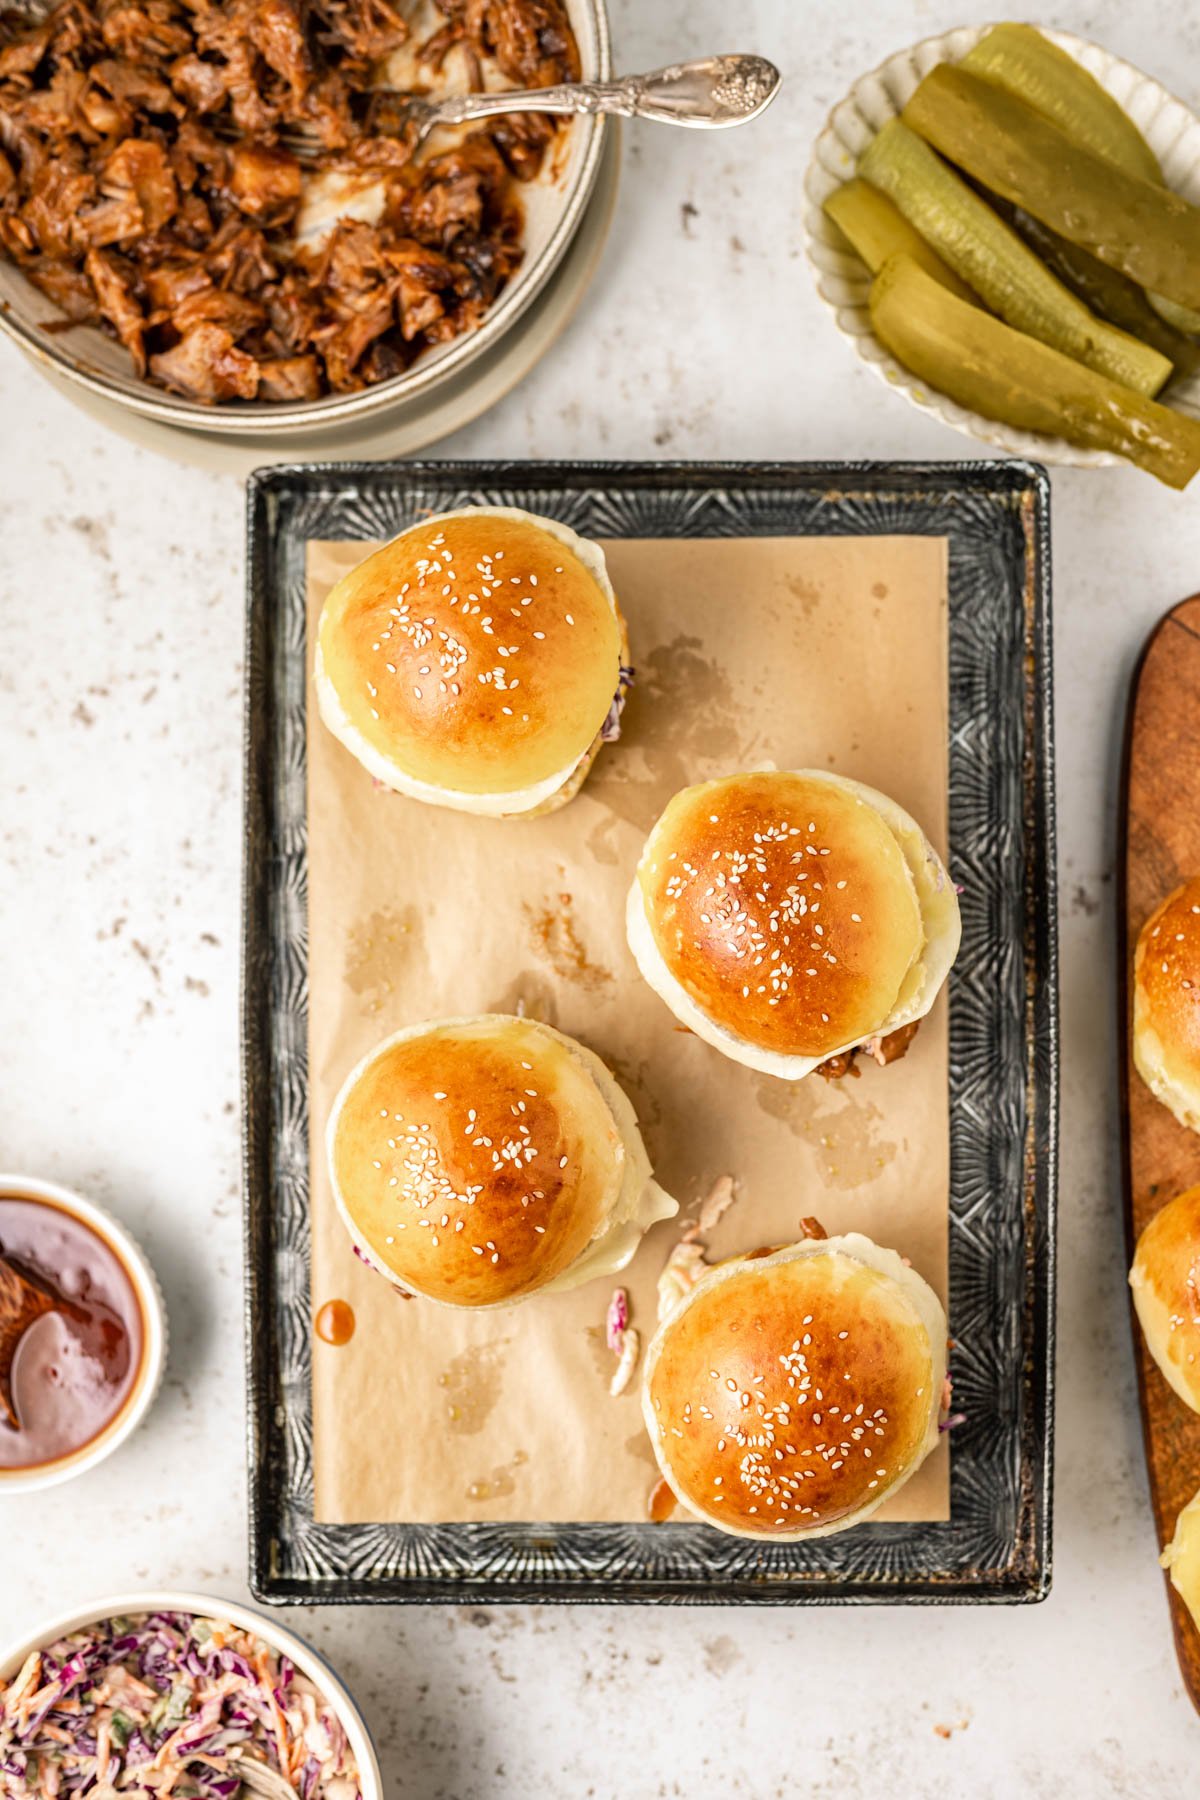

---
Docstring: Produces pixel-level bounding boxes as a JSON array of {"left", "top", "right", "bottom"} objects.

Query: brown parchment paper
[{"left": 305, "top": 534, "right": 951, "bottom": 1525}]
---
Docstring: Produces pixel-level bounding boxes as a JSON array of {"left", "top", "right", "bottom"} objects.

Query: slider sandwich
[
  {"left": 1129, "top": 1183, "right": 1200, "bottom": 1413},
  {"left": 316, "top": 507, "right": 630, "bottom": 817},
  {"left": 328, "top": 1015, "right": 676, "bottom": 1307},
  {"left": 1133, "top": 875, "right": 1200, "bottom": 1135},
  {"left": 642, "top": 1234, "right": 948, "bottom": 1539},
  {"left": 1162, "top": 1488, "right": 1200, "bottom": 1635},
  {"left": 627, "top": 770, "right": 961, "bottom": 1079}
]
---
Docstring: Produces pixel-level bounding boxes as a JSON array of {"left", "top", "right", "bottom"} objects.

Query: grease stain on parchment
[
  {"left": 345, "top": 904, "right": 422, "bottom": 1015},
  {"left": 437, "top": 1338, "right": 510, "bottom": 1435},
  {"left": 488, "top": 970, "right": 560, "bottom": 1026},
  {"left": 784, "top": 573, "right": 823, "bottom": 618},
  {"left": 754, "top": 1075, "right": 899, "bottom": 1190},
  {"left": 525, "top": 891, "right": 613, "bottom": 991},
  {"left": 586, "top": 635, "right": 756, "bottom": 832},
  {"left": 585, "top": 810, "right": 626, "bottom": 867},
  {"left": 585, "top": 1324, "right": 612, "bottom": 1388},
  {"left": 624, "top": 1429, "right": 658, "bottom": 1469},
  {"left": 601, "top": 1049, "right": 664, "bottom": 1134},
  {"left": 465, "top": 1448, "right": 528, "bottom": 1503}
]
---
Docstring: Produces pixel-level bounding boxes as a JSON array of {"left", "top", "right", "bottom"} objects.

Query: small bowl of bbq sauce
[{"left": 0, "top": 1175, "right": 166, "bottom": 1493}]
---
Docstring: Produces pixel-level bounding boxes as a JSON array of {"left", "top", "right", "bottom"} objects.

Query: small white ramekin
[
  {"left": 803, "top": 24, "right": 1200, "bottom": 467},
  {"left": 0, "top": 1591, "right": 384, "bottom": 1800},
  {"left": 0, "top": 1174, "right": 167, "bottom": 1495}
]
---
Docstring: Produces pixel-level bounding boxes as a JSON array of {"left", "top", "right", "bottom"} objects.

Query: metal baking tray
[{"left": 243, "top": 460, "right": 1057, "bottom": 1605}]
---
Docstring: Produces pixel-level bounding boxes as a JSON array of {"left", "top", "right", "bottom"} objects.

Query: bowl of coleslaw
[{"left": 0, "top": 1593, "right": 383, "bottom": 1799}]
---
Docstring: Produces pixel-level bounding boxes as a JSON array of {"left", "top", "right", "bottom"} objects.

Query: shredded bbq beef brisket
[
  {"left": 814, "top": 1019, "right": 922, "bottom": 1081},
  {"left": 0, "top": 0, "right": 578, "bottom": 399}
]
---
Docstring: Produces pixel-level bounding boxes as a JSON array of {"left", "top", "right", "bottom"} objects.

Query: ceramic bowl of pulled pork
[{"left": 0, "top": 0, "right": 607, "bottom": 430}]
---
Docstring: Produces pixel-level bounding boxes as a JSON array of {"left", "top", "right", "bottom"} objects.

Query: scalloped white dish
[{"left": 803, "top": 24, "right": 1200, "bottom": 469}]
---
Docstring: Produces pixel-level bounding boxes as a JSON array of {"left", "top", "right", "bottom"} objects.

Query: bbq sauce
[
  {"left": 0, "top": 1195, "right": 144, "bottom": 1471},
  {"left": 314, "top": 1299, "right": 356, "bottom": 1346},
  {"left": 648, "top": 1476, "right": 677, "bottom": 1523}
]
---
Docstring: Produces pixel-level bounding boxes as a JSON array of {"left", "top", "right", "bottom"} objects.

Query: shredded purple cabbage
[
  {"left": 600, "top": 665, "right": 636, "bottom": 743},
  {"left": 0, "top": 1612, "right": 362, "bottom": 1799}
]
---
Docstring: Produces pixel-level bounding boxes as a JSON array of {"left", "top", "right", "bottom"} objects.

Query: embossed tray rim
[{"left": 242, "top": 460, "right": 1058, "bottom": 1605}]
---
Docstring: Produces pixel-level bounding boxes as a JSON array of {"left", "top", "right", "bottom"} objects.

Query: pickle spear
[
  {"left": 961, "top": 24, "right": 1162, "bottom": 183},
  {"left": 989, "top": 197, "right": 1200, "bottom": 376},
  {"left": 957, "top": 28, "right": 1198, "bottom": 337},
  {"left": 869, "top": 254, "right": 1200, "bottom": 490},
  {"left": 822, "top": 178, "right": 975, "bottom": 299},
  {"left": 903, "top": 64, "right": 1200, "bottom": 313},
  {"left": 859, "top": 120, "right": 1171, "bottom": 396},
  {"left": 1149, "top": 293, "right": 1200, "bottom": 337}
]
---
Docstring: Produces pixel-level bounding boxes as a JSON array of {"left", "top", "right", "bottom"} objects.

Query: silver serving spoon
[{"left": 279, "top": 53, "right": 781, "bottom": 162}]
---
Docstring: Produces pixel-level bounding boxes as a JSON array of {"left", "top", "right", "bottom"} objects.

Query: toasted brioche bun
[
  {"left": 642, "top": 1235, "right": 947, "bottom": 1539},
  {"left": 627, "top": 770, "right": 960, "bottom": 1078},
  {"left": 1130, "top": 1183, "right": 1200, "bottom": 1412},
  {"left": 1162, "top": 1486, "right": 1200, "bottom": 1631},
  {"left": 316, "top": 507, "right": 624, "bottom": 816},
  {"left": 327, "top": 1015, "right": 675, "bottom": 1308},
  {"left": 512, "top": 607, "right": 631, "bottom": 818},
  {"left": 1133, "top": 876, "right": 1200, "bottom": 1135}
]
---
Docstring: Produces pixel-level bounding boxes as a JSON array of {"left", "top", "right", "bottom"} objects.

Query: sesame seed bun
[
  {"left": 327, "top": 1015, "right": 676, "bottom": 1309},
  {"left": 626, "top": 770, "right": 961, "bottom": 1079},
  {"left": 642, "top": 1235, "right": 947, "bottom": 1539},
  {"left": 1130, "top": 1183, "right": 1200, "bottom": 1413},
  {"left": 1133, "top": 876, "right": 1200, "bottom": 1135},
  {"left": 1162, "top": 1486, "right": 1200, "bottom": 1632},
  {"left": 315, "top": 507, "right": 625, "bottom": 817}
]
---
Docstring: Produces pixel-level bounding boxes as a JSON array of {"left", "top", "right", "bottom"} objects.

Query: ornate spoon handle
[{"left": 428, "top": 54, "right": 781, "bottom": 132}]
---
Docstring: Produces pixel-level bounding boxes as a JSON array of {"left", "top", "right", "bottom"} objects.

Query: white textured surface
[{"left": 3, "top": 1, "right": 1200, "bottom": 1792}]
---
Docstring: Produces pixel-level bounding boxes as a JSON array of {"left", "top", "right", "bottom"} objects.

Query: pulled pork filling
[
  {"left": 815, "top": 1018, "right": 921, "bottom": 1081},
  {"left": 0, "top": 0, "right": 579, "bottom": 399}
]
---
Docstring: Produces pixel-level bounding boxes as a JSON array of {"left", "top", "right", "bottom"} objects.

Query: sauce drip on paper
[
  {"left": 315, "top": 1299, "right": 356, "bottom": 1346},
  {"left": 648, "top": 1476, "right": 677, "bottom": 1523}
]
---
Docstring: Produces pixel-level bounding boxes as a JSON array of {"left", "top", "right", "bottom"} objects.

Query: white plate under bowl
[
  {"left": 0, "top": 1591, "right": 384, "bottom": 1799},
  {"left": 29, "top": 127, "right": 619, "bottom": 475},
  {"left": 0, "top": 0, "right": 608, "bottom": 436},
  {"left": 803, "top": 24, "right": 1200, "bottom": 469}
]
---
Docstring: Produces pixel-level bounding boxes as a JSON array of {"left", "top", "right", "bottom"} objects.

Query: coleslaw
[{"left": 0, "top": 1612, "right": 361, "bottom": 1798}]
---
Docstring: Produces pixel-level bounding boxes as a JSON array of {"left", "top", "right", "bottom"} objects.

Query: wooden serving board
[{"left": 1121, "top": 593, "right": 1200, "bottom": 1713}]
